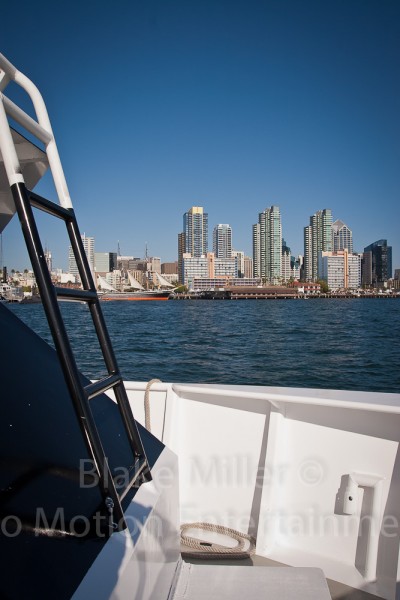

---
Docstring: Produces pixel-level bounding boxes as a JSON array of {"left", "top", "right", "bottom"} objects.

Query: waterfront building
[
  {"left": 177, "top": 233, "right": 186, "bottom": 284},
  {"left": 117, "top": 256, "right": 141, "bottom": 271},
  {"left": 332, "top": 219, "right": 353, "bottom": 253},
  {"left": 243, "top": 256, "right": 253, "bottom": 279},
  {"left": 252, "top": 223, "right": 260, "bottom": 278},
  {"left": 292, "top": 281, "right": 321, "bottom": 294},
  {"left": 44, "top": 248, "right": 52, "bottom": 273},
  {"left": 161, "top": 262, "right": 178, "bottom": 275},
  {"left": 304, "top": 209, "right": 332, "bottom": 281},
  {"left": 182, "top": 252, "right": 237, "bottom": 288},
  {"left": 213, "top": 224, "right": 232, "bottom": 258},
  {"left": 319, "top": 250, "right": 361, "bottom": 290},
  {"left": 253, "top": 205, "right": 282, "bottom": 284},
  {"left": 362, "top": 239, "right": 392, "bottom": 286},
  {"left": 232, "top": 250, "right": 244, "bottom": 278},
  {"left": 394, "top": 269, "right": 400, "bottom": 290},
  {"left": 105, "top": 269, "right": 122, "bottom": 291},
  {"left": 121, "top": 257, "right": 161, "bottom": 274},
  {"left": 192, "top": 277, "right": 261, "bottom": 291},
  {"left": 291, "top": 255, "right": 302, "bottom": 281},
  {"left": 361, "top": 252, "right": 372, "bottom": 287},
  {"left": 281, "top": 239, "right": 291, "bottom": 283},
  {"left": 148, "top": 257, "right": 161, "bottom": 274},
  {"left": 182, "top": 254, "right": 208, "bottom": 288},
  {"left": 57, "top": 271, "right": 76, "bottom": 284},
  {"left": 68, "top": 234, "right": 94, "bottom": 282},
  {"left": 178, "top": 206, "right": 208, "bottom": 283},
  {"left": 281, "top": 252, "right": 291, "bottom": 283},
  {"left": 95, "top": 252, "right": 117, "bottom": 273},
  {"left": 183, "top": 206, "right": 208, "bottom": 256},
  {"left": 213, "top": 257, "right": 237, "bottom": 278}
]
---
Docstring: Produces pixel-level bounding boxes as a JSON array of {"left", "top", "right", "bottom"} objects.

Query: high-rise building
[
  {"left": 252, "top": 223, "right": 261, "bottom": 278},
  {"left": 183, "top": 206, "right": 208, "bottom": 257},
  {"left": 363, "top": 240, "right": 392, "bottom": 286},
  {"left": 304, "top": 209, "right": 332, "bottom": 281},
  {"left": 332, "top": 220, "right": 353, "bottom": 253},
  {"left": 213, "top": 224, "right": 232, "bottom": 258},
  {"left": 68, "top": 234, "right": 94, "bottom": 281},
  {"left": 178, "top": 206, "right": 208, "bottom": 283},
  {"left": 253, "top": 206, "right": 282, "bottom": 284}
]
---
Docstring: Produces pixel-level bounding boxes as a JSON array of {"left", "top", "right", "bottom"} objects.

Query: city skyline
[
  {"left": 2, "top": 202, "right": 397, "bottom": 278},
  {"left": 2, "top": 1, "right": 399, "bottom": 272}
]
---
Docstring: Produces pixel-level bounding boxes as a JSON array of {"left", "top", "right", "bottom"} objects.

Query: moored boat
[{"left": 100, "top": 289, "right": 172, "bottom": 301}]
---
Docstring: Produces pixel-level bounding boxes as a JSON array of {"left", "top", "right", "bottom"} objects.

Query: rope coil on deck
[
  {"left": 144, "top": 379, "right": 257, "bottom": 560},
  {"left": 180, "top": 522, "right": 256, "bottom": 560}
]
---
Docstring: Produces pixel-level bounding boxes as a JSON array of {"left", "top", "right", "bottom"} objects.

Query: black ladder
[{"left": 11, "top": 181, "right": 151, "bottom": 532}]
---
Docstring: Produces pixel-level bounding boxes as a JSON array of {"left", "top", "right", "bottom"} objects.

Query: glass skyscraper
[{"left": 363, "top": 239, "right": 392, "bottom": 286}]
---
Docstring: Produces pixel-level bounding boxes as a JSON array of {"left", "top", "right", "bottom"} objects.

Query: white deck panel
[{"left": 171, "top": 563, "right": 331, "bottom": 599}]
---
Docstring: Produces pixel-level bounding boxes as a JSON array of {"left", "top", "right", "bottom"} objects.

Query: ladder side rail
[
  {"left": 0, "top": 98, "right": 25, "bottom": 186},
  {"left": 66, "top": 218, "right": 151, "bottom": 472},
  {"left": 11, "top": 181, "right": 126, "bottom": 531},
  {"left": 0, "top": 53, "right": 72, "bottom": 209}
]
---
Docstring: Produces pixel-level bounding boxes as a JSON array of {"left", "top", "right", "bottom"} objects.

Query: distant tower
[
  {"left": 183, "top": 206, "right": 208, "bottom": 257},
  {"left": 304, "top": 209, "right": 332, "bottom": 281},
  {"left": 178, "top": 206, "right": 208, "bottom": 283},
  {"left": 213, "top": 224, "right": 232, "bottom": 258},
  {"left": 281, "top": 239, "right": 291, "bottom": 283},
  {"left": 332, "top": 220, "right": 353, "bottom": 253},
  {"left": 68, "top": 234, "right": 94, "bottom": 280},
  {"left": 44, "top": 247, "right": 53, "bottom": 273},
  {"left": 363, "top": 239, "right": 392, "bottom": 286},
  {"left": 253, "top": 205, "right": 282, "bottom": 284}
]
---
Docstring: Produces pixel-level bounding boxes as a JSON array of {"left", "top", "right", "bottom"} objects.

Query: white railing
[{"left": 0, "top": 53, "right": 72, "bottom": 208}]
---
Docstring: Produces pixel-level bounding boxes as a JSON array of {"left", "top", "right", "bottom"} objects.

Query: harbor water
[{"left": 8, "top": 298, "right": 400, "bottom": 394}]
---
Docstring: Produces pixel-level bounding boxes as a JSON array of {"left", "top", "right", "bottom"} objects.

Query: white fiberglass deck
[{"left": 115, "top": 382, "right": 400, "bottom": 600}]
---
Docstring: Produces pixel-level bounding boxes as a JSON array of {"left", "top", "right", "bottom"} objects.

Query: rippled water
[{"left": 8, "top": 298, "right": 400, "bottom": 393}]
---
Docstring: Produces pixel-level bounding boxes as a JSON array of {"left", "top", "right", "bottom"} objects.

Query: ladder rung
[
  {"left": 85, "top": 374, "right": 122, "bottom": 400},
  {"left": 28, "top": 191, "right": 74, "bottom": 221},
  {"left": 119, "top": 456, "right": 148, "bottom": 500},
  {"left": 55, "top": 287, "right": 97, "bottom": 302}
]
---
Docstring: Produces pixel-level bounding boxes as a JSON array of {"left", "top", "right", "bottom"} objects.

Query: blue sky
[{"left": 2, "top": 0, "right": 399, "bottom": 272}]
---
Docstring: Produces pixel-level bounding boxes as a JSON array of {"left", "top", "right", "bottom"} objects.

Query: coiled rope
[
  {"left": 144, "top": 379, "right": 256, "bottom": 560},
  {"left": 180, "top": 522, "right": 256, "bottom": 560}
]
